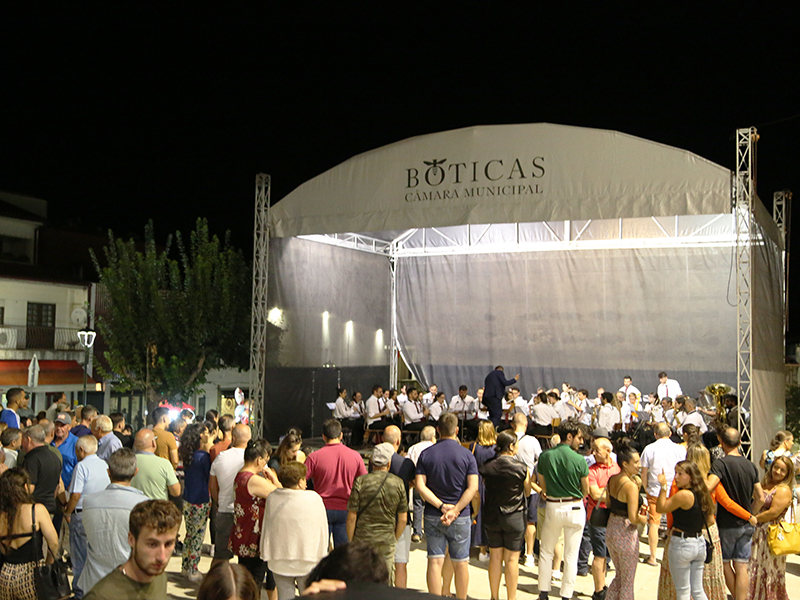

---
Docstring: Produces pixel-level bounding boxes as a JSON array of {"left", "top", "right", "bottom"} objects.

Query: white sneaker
[
  {"left": 187, "top": 572, "right": 203, "bottom": 583},
  {"left": 478, "top": 551, "right": 490, "bottom": 562},
  {"left": 524, "top": 554, "right": 535, "bottom": 567},
  {"left": 552, "top": 570, "right": 563, "bottom": 581}
]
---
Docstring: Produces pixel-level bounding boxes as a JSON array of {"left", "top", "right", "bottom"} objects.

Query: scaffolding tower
[
  {"left": 735, "top": 128, "right": 757, "bottom": 458},
  {"left": 250, "top": 174, "right": 271, "bottom": 436}
]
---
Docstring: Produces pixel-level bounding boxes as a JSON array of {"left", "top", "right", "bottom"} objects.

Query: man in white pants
[{"left": 536, "top": 418, "right": 589, "bottom": 600}]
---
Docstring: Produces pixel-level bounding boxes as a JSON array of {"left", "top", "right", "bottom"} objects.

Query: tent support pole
[
  {"left": 389, "top": 254, "right": 398, "bottom": 389},
  {"left": 734, "top": 128, "right": 756, "bottom": 459},
  {"left": 250, "top": 174, "right": 271, "bottom": 438}
]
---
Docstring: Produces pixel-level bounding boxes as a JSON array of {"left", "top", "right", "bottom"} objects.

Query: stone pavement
[{"left": 164, "top": 530, "right": 800, "bottom": 599}]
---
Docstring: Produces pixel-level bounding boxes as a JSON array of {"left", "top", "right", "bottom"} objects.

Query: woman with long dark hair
[
  {"left": 231, "top": 439, "right": 282, "bottom": 599},
  {"left": 605, "top": 439, "right": 647, "bottom": 600},
  {"left": 656, "top": 460, "right": 714, "bottom": 600},
  {"left": 180, "top": 422, "right": 212, "bottom": 582},
  {"left": 0, "top": 468, "right": 59, "bottom": 600},
  {"left": 479, "top": 431, "right": 531, "bottom": 600},
  {"left": 268, "top": 433, "right": 306, "bottom": 471}
]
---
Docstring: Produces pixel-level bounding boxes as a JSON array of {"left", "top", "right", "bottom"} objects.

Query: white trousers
[{"left": 538, "top": 500, "right": 586, "bottom": 599}]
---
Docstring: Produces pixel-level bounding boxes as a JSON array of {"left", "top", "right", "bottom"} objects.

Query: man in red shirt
[
  {"left": 586, "top": 434, "right": 620, "bottom": 600},
  {"left": 305, "top": 419, "right": 367, "bottom": 547}
]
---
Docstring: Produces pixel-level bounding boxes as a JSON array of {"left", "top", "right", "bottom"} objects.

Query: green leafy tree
[{"left": 92, "top": 218, "right": 251, "bottom": 413}]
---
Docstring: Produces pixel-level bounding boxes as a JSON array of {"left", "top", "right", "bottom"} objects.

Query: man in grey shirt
[{"left": 79, "top": 448, "right": 147, "bottom": 594}]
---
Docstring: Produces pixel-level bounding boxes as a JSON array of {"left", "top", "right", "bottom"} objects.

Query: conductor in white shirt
[{"left": 656, "top": 371, "right": 682, "bottom": 401}]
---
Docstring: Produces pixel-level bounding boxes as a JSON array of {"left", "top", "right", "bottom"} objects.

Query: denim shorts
[
  {"left": 587, "top": 523, "right": 609, "bottom": 558},
  {"left": 719, "top": 524, "right": 754, "bottom": 563},
  {"left": 424, "top": 513, "right": 471, "bottom": 561}
]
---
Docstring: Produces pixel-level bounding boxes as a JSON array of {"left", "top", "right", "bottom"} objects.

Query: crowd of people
[{"left": 0, "top": 372, "right": 797, "bottom": 600}]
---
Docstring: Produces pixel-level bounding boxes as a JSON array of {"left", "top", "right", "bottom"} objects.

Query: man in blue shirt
[
  {"left": 0, "top": 387, "right": 28, "bottom": 429},
  {"left": 53, "top": 412, "right": 78, "bottom": 488},
  {"left": 93, "top": 415, "right": 122, "bottom": 461},
  {"left": 416, "top": 413, "right": 479, "bottom": 600},
  {"left": 79, "top": 448, "right": 147, "bottom": 594},
  {"left": 64, "top": 435, "right": 110, "bottom": 599}
]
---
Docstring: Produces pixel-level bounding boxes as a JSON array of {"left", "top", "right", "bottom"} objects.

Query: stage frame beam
[
  {"left": 735, "top": 128, "right": 757, "bottom": 458},
  {"left": 250, "top": 174, "right": 270, "bottom": 436}
]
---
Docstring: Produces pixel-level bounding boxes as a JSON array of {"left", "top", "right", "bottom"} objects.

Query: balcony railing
[{"left": 0, "top": 325, "right": 84, "bottom": 352}]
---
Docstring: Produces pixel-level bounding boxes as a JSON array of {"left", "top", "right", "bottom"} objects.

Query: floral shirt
[{"left": 229, "top": 471, "right": 264, "bottom": 557}]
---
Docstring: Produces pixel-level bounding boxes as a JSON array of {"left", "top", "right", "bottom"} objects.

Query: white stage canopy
[
  {"left": 263, "top": 123, "right": 783, "bottom": 460},
  {"left": 271, "top": 123, "right": 732, "bottom": 238}
]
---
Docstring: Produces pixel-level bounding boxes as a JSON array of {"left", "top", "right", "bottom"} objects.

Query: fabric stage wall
[
  {"left": 264, "top": 237, "right": 391, "bottom": 440},
  {"left": 396, "top": 246, "right": 738, "bottom": 399}
]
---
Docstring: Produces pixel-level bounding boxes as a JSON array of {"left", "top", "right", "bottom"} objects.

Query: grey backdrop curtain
[{"left": 396, "top": 246, "right": 737, "bottom": 398}]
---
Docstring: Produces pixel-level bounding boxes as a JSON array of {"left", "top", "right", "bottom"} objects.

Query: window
[{"left": 27, "top": 303, "right": 55, "bottom": 327}]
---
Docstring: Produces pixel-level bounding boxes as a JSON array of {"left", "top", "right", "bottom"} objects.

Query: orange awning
[{"left": 0, "top": 360, "right": 96, "bottom": 386}]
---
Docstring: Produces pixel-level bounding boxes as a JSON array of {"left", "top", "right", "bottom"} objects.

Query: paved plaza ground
[{"left": 163, "top": 528, "right": 800, "bottom": 600}]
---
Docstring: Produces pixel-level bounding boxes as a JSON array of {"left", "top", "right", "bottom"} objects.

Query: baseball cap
[
  {"left": 372, "top": 442, "right": 394, "bottom": 467},
  {"left": 54, "top": 413, "right": 71, "bottom": 424}
]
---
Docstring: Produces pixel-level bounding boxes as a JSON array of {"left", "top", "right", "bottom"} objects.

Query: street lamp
[{"left": 77, "top": 330, "right": 96, "bottom": 407}]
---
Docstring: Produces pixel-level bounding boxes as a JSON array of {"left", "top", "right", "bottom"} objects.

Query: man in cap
[
  {"left": 53, "top": 412, "right": 79, "bottom": 489},
  {"left": 346, "top": 442, "right": 408, "bottom": 580}
]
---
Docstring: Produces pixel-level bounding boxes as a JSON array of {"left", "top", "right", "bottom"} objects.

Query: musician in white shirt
[
  {"left": 618, "top": 376, "right": 641, "bottom": 401},
  {"left": 450, "top": 385, "right": 479, "bottom": 438},
  {"left": 678, "top": 397, "right": 707, "bottom": 434},
  {"left": 422, "top": 384, "right": 438, "bottom": 407},
  {"left": 510, "top": 387, "right": 530, "bottom": 416},
  {"left": 597, "top": 392, "right": 621, "bottom": 431},
  {"left": 576, "top": 389, "right": 597, "bottom": 426},
  {"left": 396, "top": 385, "right": 409, "bottom": 407},
  {"left": 401, "top": 388, "right": 429, "bottom": 431},
  {"left": 656, "top": 371, "right": 682, "bottom": 401},
  {"left": 333, "top": 387, "right": 365, "bottom": 447},
  {"left": 428, "top": 392, "right": 447, "bottom": 422},
  {"left": 366, "top": 385, "right": 393, "bottom": 430},
  {"left": 661, "top": 397, "right": 675, "bottom": 428},
  {"left": 475, "top": 388, "right": 489, "bottom": 421},
  {"left": 531, "top": 392, "right": 559, "bottom": 437}
]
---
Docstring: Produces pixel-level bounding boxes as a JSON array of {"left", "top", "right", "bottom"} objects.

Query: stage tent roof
[{"left": 270, "top": 123, "right": 733, "bottom": 239}]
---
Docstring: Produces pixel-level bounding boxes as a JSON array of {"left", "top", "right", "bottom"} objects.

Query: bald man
[
  {"left": 586, "top": 435, "right": 619, "bottom": 598},
  {"left": 381, "top": 425, "right": 416, "bottom": 588},
  {"left": 210, "top": 424, "right": 251, "bottom": 564},
  {"left": 130, "top": 429, "right": 181, "bottom": 500}
]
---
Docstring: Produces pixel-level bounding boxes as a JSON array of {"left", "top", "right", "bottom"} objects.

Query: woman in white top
[{"left": 261, "top": 461, "right": 328, "bottom": 600}]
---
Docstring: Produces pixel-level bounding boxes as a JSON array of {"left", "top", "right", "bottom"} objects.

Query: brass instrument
[{"left": 704, "top": 383, "right": 732, "bottom": 423}]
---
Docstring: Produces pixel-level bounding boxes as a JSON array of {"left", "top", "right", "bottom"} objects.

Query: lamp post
[{"left": 77, "top": 330, "right": 96, "bottom": 407}]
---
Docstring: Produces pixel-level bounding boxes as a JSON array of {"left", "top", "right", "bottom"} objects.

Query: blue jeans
[
  {"left": 69, "top": 513, "right": 88, "bottom": 599},
  {"left": 668, "top": 535, "right": 707, "bottom": 600},
  {"left": 719, "top": 523, "right": 754, "bottom": 562},
  {"left": 412, "top": 491, "right": 425, "bottom": 536},
  {"left": 326, "top": 509, "right": 349, "bottom": 548},
  {"left": 424, "top": 513, "right": 471, "bottom": 561}
]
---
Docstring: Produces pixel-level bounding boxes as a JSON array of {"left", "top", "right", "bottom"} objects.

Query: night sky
[{"left": 2, "top": 7, "right": 799, "bottom": 336}]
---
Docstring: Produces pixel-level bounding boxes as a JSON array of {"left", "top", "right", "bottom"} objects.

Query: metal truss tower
[
  {"left": 250, "top": 174, "right": 271, "bottom": 437},
  {"left": 773, "top": 189, "right": 792, "bottom": 334},
  {"left": 735, "top": 128, "right": 757, "bottom": 458}
]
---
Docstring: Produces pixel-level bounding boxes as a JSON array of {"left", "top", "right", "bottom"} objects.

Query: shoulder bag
[
  {"left": 767, "top": 494, "right": 800, "bottom": 556},
  {"left": 357, "top": 471, "right": 391, "bottom": 518},
  {"left": 702, "top": 520, "right": 714, "bottom": 564},
  {"left": 31, "top": 505, "right": 71, "bottom": 600}
]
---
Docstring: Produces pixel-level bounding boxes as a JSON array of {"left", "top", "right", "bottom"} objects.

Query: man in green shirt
[
  {"left": 537, "top": 418, "right": 589, "bottom": 600},
  {"left": 84, "top": 499, "right": 181, "bottom": 600},
  {"left": 346, "top": 443, "right": 408, "bottom": 581}
]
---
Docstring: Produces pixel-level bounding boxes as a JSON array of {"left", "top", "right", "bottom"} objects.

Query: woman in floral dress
[
  {"left": 748, "top": 455, "right": 795, "bottom": 600},
  {"left": 230, "top": 439, "right": 281, "bottom": 599}
]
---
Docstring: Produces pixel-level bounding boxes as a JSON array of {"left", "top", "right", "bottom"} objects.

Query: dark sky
[{"left": 2, "top": 7, "right": 799, "bottom": 333}]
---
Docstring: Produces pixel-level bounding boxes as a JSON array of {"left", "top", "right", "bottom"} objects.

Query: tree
[{"left": 92, "top": 218, "right": 251, "bottom": 414}]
